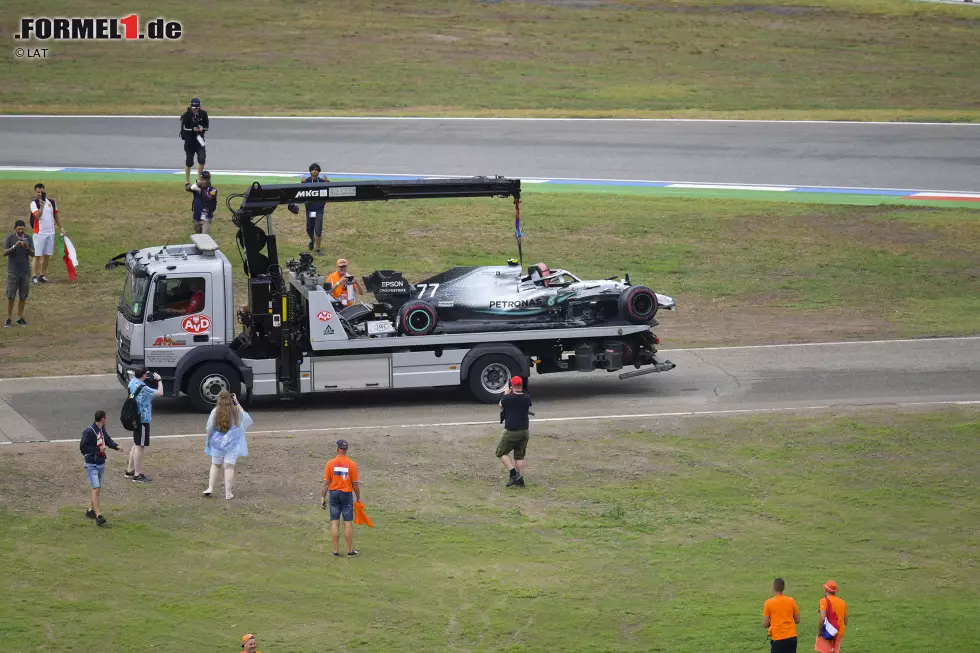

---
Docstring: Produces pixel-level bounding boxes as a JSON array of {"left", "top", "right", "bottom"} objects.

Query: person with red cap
[
  {"left": 815, "top": 580, "right": 847, "bottom": 653},
  {"left": 240, "top": 633, "right": 260, "bottom": 653},
  {"left": 496, "top": 375, "right": 532, "bottom": 487}
]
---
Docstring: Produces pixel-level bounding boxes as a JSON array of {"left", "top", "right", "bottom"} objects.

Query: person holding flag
[{"left": 29, "top": 183, "right": 66, "bottom": 285}]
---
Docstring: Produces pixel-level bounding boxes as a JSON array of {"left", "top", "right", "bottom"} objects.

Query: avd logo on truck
[
  {"left": 316, "top": 311, "right": 333, "bottom": 321},
  {"left": 181, "top": 314, "right": 211, "bottom": 333}
]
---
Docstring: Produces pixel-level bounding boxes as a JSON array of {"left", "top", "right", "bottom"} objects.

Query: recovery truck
[{"left": 110, "top": 177, "right": 676, "bottom": 412}]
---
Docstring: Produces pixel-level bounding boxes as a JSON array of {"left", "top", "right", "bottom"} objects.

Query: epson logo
[
  {"left": 381, "top": 281, "right": 405, "bottom": 288},
  {"left": 490, "top": 298, "right": 545, "bottom": 309}
]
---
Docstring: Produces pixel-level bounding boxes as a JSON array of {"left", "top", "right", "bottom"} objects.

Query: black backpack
[{"left": 120, "top": 383, "right": 147, "bottom": 431}]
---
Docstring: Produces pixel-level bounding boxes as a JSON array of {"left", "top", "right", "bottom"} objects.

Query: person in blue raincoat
[{"left": 203, "top": 389, "right": 253, "bottom": 500}]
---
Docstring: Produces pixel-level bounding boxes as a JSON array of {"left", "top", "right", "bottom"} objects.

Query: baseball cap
[
  {"left": 510, "top": 375, "right": 523, "bottom": 387},
  {"left": 200, "top": 170, "right": 211, "bottom": 179},
  {"left": 823, "top": 580, "right": 838, "bottom": 593},
  {"left": 336, "top": 439, "right": 349, "bottom": 450},
  {"left": 336, "top": 258, "right": 348, "bottom": 267},
  {"left": 190, "top": 98, "right": 201, "bottom": 107},
  {"left": 242, "top": 634, "right": 255, "bottom": 644}
]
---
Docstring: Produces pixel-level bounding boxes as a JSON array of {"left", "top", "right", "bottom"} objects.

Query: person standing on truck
[
  {"left": 321, "top": 439, "right": 362, "bottom": 557},
  {"left": 125, "top": 367, "right": 164, "bottom": 483},
  {"left": 29, "top": 183, "right": 66, "bottom": 285},
  {"left": 79, "top": 409, "right": 123, "bottom": 526},
  {"left": 180, "top": 98, "right": 209, "bottom": 184},
  {"left": 4, "top": 219, "right": 34, "bottom": 327},
  {"left": 326, "top": 258, "right": 362, "bottom": 308},
  {"left": 186, "top": 170, "right": 218, "bottom": 234},
  {"left": 203, "top": 390, "right": 253, "bottom": 500},
  {"left": 302, "top": 162, "right": 328, "bottom": 256},
  {"left": 496, "top": 375, "right": 532, "bottom": 488}
]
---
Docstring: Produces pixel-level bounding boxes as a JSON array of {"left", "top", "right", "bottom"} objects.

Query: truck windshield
[{"left": 119, "top": 272, "right": 150, "bottom": 322}]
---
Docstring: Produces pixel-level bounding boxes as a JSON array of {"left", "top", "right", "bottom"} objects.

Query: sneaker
[
  {"left": 516, "top": 477, "right": 526, "bottom": 488},
  {"left": 124, "top": 470, "right": 135, "bottom": 478},
  {"left": 506, "top": 472, "right": 523, "bottom": 487},
  {"left": 315, "top": 249, "right": 322, "bottom": 257},
  {"left": 96, "top": 515, "right": 106, "bottom": 526},
  {"left": 31, "top": 276, "right": 39, "bottom": 285},
  {"left": 3, "top": 320, "right": 10, "bottom": 328},
  {"left": 308, "top": 239, "right": 314, "bottom": 251},
  {"left": 38, "top": 275, "right": 49, "bottom": 283},
  {"left": 332, "top": 552, "right": 341, "bottom": 558},
  {"left": 202, "top": 489, "right": 212, "bottom": 497},
  {"left": 347, "top": 550, "right": 360, "bottom": 557},
  {"left": 132, "top": 474, "right": 151, "bottom": 483},
  {"left": 16, "top": 317, "right": 27, "bottom": 326},
  {"left": 86, "top": 509, "right": 96, "bottom": 519}
]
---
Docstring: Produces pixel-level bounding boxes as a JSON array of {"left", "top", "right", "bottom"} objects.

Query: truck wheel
[
  {"left": 187, "top": 363, "right": 241, "bottom": 413},
  {"left": 398, "top": 300, "right": 438, "bottom": 336},
  {"left": 618, "top": 285, "right": 658, "bottom": 324},
  {"left": 467, "top": 354, "right": 519, "bottom": 404}
]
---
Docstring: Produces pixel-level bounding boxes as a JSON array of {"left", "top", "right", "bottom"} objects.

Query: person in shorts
[
  {"left": 4, "top": 219, "right": 33, "bottom": 327},
  {"left": 125, "top": 367, "right": 163, "bottom": 483},
  {"left": 29, "top": 183, "right": 65, "bottom": 285},
  {"left": 203, "top": 389, "right": 253, "bottom": 500},
  {"left": 185, "top": 170, "right": 218, "bottom": 234},
  {"left": 79, "top": 410, "right": 123, "bottom": 526},
  {"left": 496, "top": 375, "right": 532, "bottom": 487},
  {"left": 321, "top": 439, "right": 362, "bottom": 557},
  {"left": 180, "top": 98, "right": 209, "bottom": 184}
]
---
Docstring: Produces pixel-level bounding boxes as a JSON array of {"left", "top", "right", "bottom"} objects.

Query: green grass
[
  {"left": 2, "top": 0, "right": 979, "bottom": 120},
  {"left": 1, "top": 178, "right": 979, "bottom": 376},
  {"left": 0, "top": 408, "right": 978, "bottom": 651}
]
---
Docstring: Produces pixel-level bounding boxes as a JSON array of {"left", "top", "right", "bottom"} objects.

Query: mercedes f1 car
[{"left": 342, "top": 260, "right": 676, "bottom": 337}]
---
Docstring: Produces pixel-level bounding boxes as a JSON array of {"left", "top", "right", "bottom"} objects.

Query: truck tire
[
  {"left": 187, "top": 363, "right": 241, "bottom": 413},
  {"left": 618, "top": 286, "right": 658, "bottom": 324},
  {"left": 398, "top": 300, "right": 438, "bottom": 336},
  {"left": 467, "top": 354, "right": 520, "bottom": 404}
]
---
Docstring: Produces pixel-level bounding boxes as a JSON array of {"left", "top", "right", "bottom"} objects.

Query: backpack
[{"left": 120, "top": 383, "right": 147, "bottom": 431}]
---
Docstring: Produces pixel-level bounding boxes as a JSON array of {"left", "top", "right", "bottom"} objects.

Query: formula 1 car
[{"left": 344, "top": 260, "right": 676, "bottom": 337}]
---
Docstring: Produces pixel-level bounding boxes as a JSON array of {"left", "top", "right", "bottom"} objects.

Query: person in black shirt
[
  {"left": 496, "top": 375, "right": 532, "bottom": 487},
  {"left": 302, "top": 162, "right": 329, "bottom": 256},
  {"left": 180, "top": 97, "right": 210, "bottom": 184},
  {"left": 186, "top": 170, "right": 218, "bottom": 234},
  {"left": 79, "top": 410, "right": 123, "bottom": 526}
]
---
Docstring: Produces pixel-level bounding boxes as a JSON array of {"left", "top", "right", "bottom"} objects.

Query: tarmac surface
[{"left": 1, "top": 116, "right": 979, "bottom": 191}]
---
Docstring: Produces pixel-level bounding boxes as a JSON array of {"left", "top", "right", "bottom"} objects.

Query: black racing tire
[
  {"left": 186, "top": 363, "right": 241, "bottom": 413},
  {"left": 467, "top": 354, "right": 520, "bottom": 404},
  {"left": 618, "top": 285, "right": 658, "bottom": 324},
  {"left": 398, "top": 300, "right": 438, "bottom": 336}
]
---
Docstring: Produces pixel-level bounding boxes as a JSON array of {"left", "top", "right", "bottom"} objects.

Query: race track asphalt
[
  {"left": 2, "top": 337, "right": 978, "bottom": 444},
  {"left": 1, "top": 116, "right": 979, "bottom": 191}
]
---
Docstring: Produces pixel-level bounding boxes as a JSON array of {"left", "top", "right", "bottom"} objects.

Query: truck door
[{"left": 144, "top": 274, "right": 215, "bottom": 372}]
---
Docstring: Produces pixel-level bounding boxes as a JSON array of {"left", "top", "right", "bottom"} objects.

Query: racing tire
[
  {"left": 618, "top": 285, "right": 658, "bottom": 324},
  {"left": 187, "top": 363, "right": 242, "bottom": 413},
  {"left": 467, "top": 354, "right": 521, "bottom": 404},
  {"left": 398, "top": 300, "right": 438, "bottom": 336}
]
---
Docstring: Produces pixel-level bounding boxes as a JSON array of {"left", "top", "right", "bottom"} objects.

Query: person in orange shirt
[
  {"left": 763, "top": 577, "right": 801, "bottom": 653},
  {"left": 816, "top": 580, "right": 848, "bottom": 653},
  {"left": 325, "top": 258, "right": 361, "bottom": 308},
  {"left": 240, "top": 633, "right": 260, "bottom": 653},
  {"left": 321, "top": 439, "right": 362, "bottom": 557}
]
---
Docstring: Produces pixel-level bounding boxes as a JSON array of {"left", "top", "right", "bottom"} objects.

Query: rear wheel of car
[
  {"left": 398, "top": 300, "right": 439, "bottom": 336},
  {"left": 618, "top": 285, "right": 658, "bottom": 324},
  {"left": 187, "top": 363, "right": 241, "bottom": 413},
  {"left": 467, "top": 354, "right": 520, "bottom": 404}
]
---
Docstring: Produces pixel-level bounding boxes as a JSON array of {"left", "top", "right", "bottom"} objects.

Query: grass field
[
  {"left": 0, "top": 407, "right": 978, "bottom": 652},
  {"left": 1, "top": 178, "right": 979, "bottom": 376},
  {"left": 3, "top": 0, "right": 980, "bottom": 120}
]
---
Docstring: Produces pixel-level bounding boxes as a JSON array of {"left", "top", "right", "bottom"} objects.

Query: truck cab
[{"left": 114, "top": 234, "right": 245, "bottom": 407}]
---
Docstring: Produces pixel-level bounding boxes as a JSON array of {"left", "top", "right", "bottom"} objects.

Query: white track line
[
  {"left": 1, "top": 115, "right": 978, "bottom": 126},
  {"left": 12, "top": 399, "right": 974, "bottom": 446}
]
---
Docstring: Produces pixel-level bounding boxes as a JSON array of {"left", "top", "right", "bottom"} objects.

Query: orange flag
[{"left": 354, "top": 501, "right": 373, "bottom": 527}]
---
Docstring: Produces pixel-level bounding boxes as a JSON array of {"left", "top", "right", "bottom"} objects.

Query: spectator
[
  {"left": 180, "top": 98, "right": 209, "bottom": 184},
  {"left": 240, "top": 633, "right": 261, "bottom": 653},
  {"left": 326, "top": 258, "right": 362, "bottom": 308},
  {"left": 124, "top": 367, "right": 163, "bottom": 483},
  {"left": 185, "top": 170, "right": 218, "bottom": 235},
  {"left": 302, "top": 162, "right": 328, "bottom": 256},
  {"left": 496, "top": 375, "right": 532, "bottom": 487},
  {"left": 816, "top": 580, "right": 848, "bottom": 653},
  {"left": 79, "top": 409, "right": 123, "bottom": 526},
  {"left": 763, "top": 577, "right": 800, "bottom": 653},
  {"left": 29, "top": 183, "right": 65, "bottom": 285},
  {"left": 4, "top": 219, "right": 34, "bottom": 327},
  {"left": 321, "top": 439, "right": 362, "bottom": 557},
  {"left": 203, "top": 389, "right": 253, "bottom": 500}
]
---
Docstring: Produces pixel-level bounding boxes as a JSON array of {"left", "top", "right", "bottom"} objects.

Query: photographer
[
  {"left": 302, "top": 162, "right": 328, "bottom": 256},
  {"left": 496, "top": 376, "right": 532, "bottom": 487},
  {"left": 124, "top": 367, "right": 164, "bottom": 484},
  {"left": 180, "top": 98, "right": 209, "bottom": 185},
  {"left": 29, "top": 183, "right": 65, "bottom": 285},
  {"left": 326, "top": 258, "right": 362, "bottom": 308},
  {"left": 4, "top": 219, "right": 34, "bottom": 327},
  {"left": 185, "top": 170, "right": 218, "bottom": 235}
]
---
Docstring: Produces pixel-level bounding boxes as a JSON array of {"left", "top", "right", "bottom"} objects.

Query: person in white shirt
[{"left": 29, "top": 183, "right": 65, "bottom": 285}]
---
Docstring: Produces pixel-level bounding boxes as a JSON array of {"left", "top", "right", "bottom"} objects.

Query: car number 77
[{"left": 414, "top": 283, "right": 440, "bottom": 298}]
